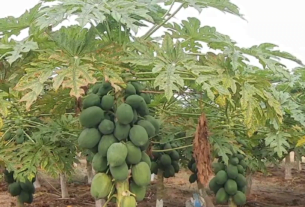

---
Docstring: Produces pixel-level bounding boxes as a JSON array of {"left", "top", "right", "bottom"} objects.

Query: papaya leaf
[
  {"left": 0, "top": 117, "right": 3, "bottom": 130},
  {"left": 14, "top": 66, "right": 54, "bottom": 110},
  {"left": 154, "top": 65, "right": 184, "bottom": 100},
  {"left": 123, "top": 35, "right": 197, "bottom": 100},
  {"left": 239, "top": 82, "right": 283, "bottom": 136},
  {"left": 0, "top": 3, "right": 42, "bottom": 37},
  {"left": 36, "top": 0, "right": 155, "bottom": 33},
  {"left": 265, "top": 131, "right": 290, "bottom": 158},
  {"left": 33, "top": 89, "right": 75, "bottom": 116},
  {"left": 164, "top": 17, "right": 237, "bottom": 52},
  {"left": 48, "top": 26, "right": 97, "bottom": 56},
  {"left": 296, "top": 136, "right": 305, "bottom": 147},
  {"left": 209, "top": 133, "right": 240, "bottom": 165},
  {"left": 102, "top": 68, "right": 125, "bottom": 92},
  {"left": 241, "top": 43, "right": 304, "bottom": 78},
  {"left": 53, "top": 63, "right": 97, "bottom": 98},
  {"left": 271, "top": 89, "right": 305, "bottom": 126},
  {"left": 179, "top": 0, "right": 244, "bottom": 18},
  {"left": 0, "top": 91, "right": 10, "bottom": 117},
  {"left": 1, "top": 40, "right": 38, "bottom": 65}
]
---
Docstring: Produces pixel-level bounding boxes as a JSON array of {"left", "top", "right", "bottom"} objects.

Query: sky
[{"left": 0, "top": 0, "right": 304, "bottom": 69}]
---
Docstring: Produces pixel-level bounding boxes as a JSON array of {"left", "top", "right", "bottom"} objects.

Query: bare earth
[{"left": 1, "top": 164, "right": 305, "bottom": 207}]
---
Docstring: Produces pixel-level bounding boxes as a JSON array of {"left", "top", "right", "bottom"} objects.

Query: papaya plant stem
[
  {"left": 23, "top": 131, "right": 35, "bottom": 143},
  {"left": 197, "top": 182, "right": 215, "bottom": 207},
  {"left": 143, "top": 3, "right": 185, "bottom": 39},
  {"left": 134, "top": 72, "right": 156, "bottom": 75},
  {"left": 161, "top": 110, "right": 217, "bottom": 117},
  {"left": 115, "top": 180, "right": 130, "bottom": 207},
  {"left": 1, "top": 128, "right": 11, "bottom": 139},
  {"left": 22, "top": 119, "right": 44, "bottom": 126},
  {"left": 162, "top": 0, "right": 176, "bottom": 18},
  {"left": 156, "top": 169, "right": 164, "bottom": 207},
  {"left": 5, "top": 135, "right": 16, "bottom": 146},
  {"left": 11, "top": 103, "right": 21, "bottom": 116},
  {"left": 61, "top": 132, "right": 78, "bottom": 137},
  {"left": 151, "top": 135, "right": 194, "bottom": 144},
  {"left": 107, "top": 184, "right": 115, "bottom": 200},
  {"left": 102, "top": 195, "right": 115, "bottom": 207},
  {"left": 229, "top": 198, "right": 237, "bottom": 207},
  {"left": 127, "top": 78, "right": 156, "bottom": 81},
  {"left": 16, "top": 199, "right": 24, "bottom": 207},
  {"left": 152, "top": 144, "right": 193, "bottom": 152}
]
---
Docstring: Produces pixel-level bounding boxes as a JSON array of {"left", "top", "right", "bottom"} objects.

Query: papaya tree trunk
[
  {"left": 151, "top": 173, "right": 155, "bottom": 182},
  {"left": 197, "top": 182, "right": 214, "bottom": 207},
  {"left": 16, "top": 199, "right": 24, "bottom": 207},
  {"left": 60, "top": 173, "right": 69, "bottom": 198},
  {"left": 229, "top": 198, "right": 237, "bottom": 207},
  {"left": 245, "top": 172, "right": 253, "bottom": 196},
  {"left": 33, "top": 174, "right": 41, "bottom": 189},
  {"left": 284, "top": 153, "right": 292, "bottom": 180},
  {"left": 295, "top": 151, "right": 302, "bottom": 172},
  {"left": 95, "top": 199, "right": 106, "bottom": 207},
  {"left": 156, "top": 170, "right": 164, "bottom": 207},
  {"left": 115, "top": 179, "right": 130, "bottom": 207},
  {"left": 86, "top": 160, "right": 94, "bottom": 184}
]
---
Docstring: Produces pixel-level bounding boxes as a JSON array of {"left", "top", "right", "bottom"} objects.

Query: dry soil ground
[{"left": 1, "top": 163, "right": 305, "bottom": 207}]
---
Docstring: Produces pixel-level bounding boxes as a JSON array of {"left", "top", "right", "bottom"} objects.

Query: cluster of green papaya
[
  {"left": 78, "top": 81, "right": 161, "bottom": 206},
  {"left": 209, "top": 153, "right": 248, "bottom": 206},
  {"left": 2, "top": 128, "right": 25, "bottom": 144},
  {"left": 3, "top": 170, "right": 36, "bottom": 204},
  {"left": 1, "top": 117, "right": 42, "bottom": 144},
  {"left": 150, "top": 143, "right": 180, "bottom": 178},
  {"left": 187, "top": 157, "right": 198, "bottom": 183}
]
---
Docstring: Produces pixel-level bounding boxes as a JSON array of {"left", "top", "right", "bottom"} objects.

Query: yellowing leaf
[
  {"left": 296, "top": 136, "right": 305, "bottom": 147},
  {"left": 215, "top": 95, "right": 226, "bottom": 108},
  {"left": 0, "top": 117, "right": 3, "bottom": 130}
]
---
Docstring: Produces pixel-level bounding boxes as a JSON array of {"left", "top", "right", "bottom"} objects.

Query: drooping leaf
[{"left": 1, "top": 40, "right": 38, "bottom": 65}]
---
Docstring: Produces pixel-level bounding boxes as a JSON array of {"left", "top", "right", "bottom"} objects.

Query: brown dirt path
[{"left": 1, "top": 165, "right": 305, "bottom": 207}]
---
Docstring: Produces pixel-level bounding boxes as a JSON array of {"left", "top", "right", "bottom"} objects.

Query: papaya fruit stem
[
  {"left": 115, "top": 179, "right": 130, "bottom": 207},
  {"left": 152, "top": 144, "right": 193, "bottom": 152},
  {"left": 103, "top": 195, "right": 115, "bottom": 207},
  {"left": 229, "top": 198, "right": 237, "bottom": 207},
  {"left": 151, "top": 135, "right": 194, "bottom": 144},
  {"left": 107, "top": 184, "right": 115, "bottom": 200}
]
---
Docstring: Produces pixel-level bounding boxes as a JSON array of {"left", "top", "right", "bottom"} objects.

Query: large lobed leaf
[
  {"left": 265, "top": 131, "right": 290, "bottom": 158},
  {"left": 178, "top": 0, "right": 244, "bottom": 17},
  {"left": 36, "top": 0, "right": 156, "bottom": 33},
  {"left": 123, "top": 35, "right": 197, "bottom": 100},
  {"left": 165, "top": 17, "right": 303, "bottom": 78},
  {"left": 0, "top": 40, "right": 39, "bottom": 65},
  {"left": 0, "top": 3, "right": 42, "bottom": 37}
]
